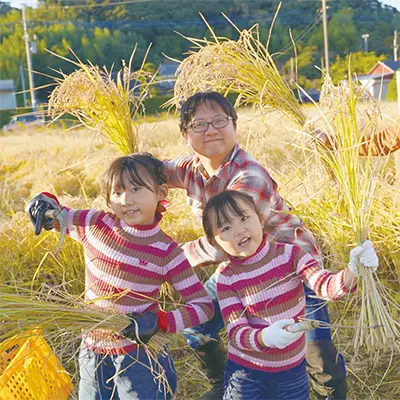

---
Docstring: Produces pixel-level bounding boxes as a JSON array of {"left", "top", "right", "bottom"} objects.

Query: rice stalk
[
  {"left": 166, "top": 13, "right": 308, "bottom": 129},
  {"left": 48, "top": 45, "right": 157, "bottom": 155},
  {"left": 304, "top": 74, "right": 400, "bottom": 353},
  {"left": 0, "top": 284, "right": 130, "bottom": 342}
]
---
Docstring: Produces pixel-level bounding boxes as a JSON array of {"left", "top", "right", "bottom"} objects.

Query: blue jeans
[
  {"left": 182, "top": 273, "right": 347, "bottom": 396},
  {"left": 78, "top": 343, "right": 177, "bottom": 400},
  {"left": 223, "top": 359, "right": 309, "bottom": 400}
]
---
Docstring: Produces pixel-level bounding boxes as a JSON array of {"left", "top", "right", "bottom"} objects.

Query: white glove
[
  {"left": 261, "top": 319, "right": 303, "bottom": 349},
  {"left": 348, "top": 240, "right": 379, "bottom": 277}
]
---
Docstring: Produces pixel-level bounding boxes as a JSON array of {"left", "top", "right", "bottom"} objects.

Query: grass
[{"left": 1, "top": 103, "right": 399, "bottom": 399}]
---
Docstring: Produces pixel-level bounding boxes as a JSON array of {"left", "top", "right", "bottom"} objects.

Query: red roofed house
[{"left": 355, "top": 60, "right": 400, "bottom": 100}]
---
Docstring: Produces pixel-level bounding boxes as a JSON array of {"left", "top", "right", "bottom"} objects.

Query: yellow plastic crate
[{"left": 0, "top": 333, "right": 73, "bottom": 400}]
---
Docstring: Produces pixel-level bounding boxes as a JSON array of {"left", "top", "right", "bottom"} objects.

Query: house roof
[
  {"left": 0, "top": 80, "right": 15, "bottom": 91},
  {"left": 380, "top": 60, "right": 400, "bottom": 72},
  {"left": 367, "top": 60, "right": 400, "bottom": 76}
]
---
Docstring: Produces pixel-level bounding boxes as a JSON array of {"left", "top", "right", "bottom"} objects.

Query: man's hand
[
  {"left": 25, "top": 192, "right": 61, "bottom": 235},
  {"left": 348, "top": 240, "right": 379, "bottom": 277},
  {"left": 121, "top": 312, "right": 159, "bottom": 344},
  {"left": 260, "top": 319, "right": 303, "bottom": 349}
]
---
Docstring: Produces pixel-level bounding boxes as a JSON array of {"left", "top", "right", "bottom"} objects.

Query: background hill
[{"left": 0, "top": 0, "right": 399, "bottom": 103}]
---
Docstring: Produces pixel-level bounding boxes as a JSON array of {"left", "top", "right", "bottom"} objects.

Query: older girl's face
[
  {"left": 109, "top": 171, "right": 167, "bottom": 226},
  {"left": 212, "top": 200, "right": 264, "bottom": 259}
]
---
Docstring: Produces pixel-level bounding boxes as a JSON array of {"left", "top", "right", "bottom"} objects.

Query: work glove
[
  {"left": 25, "top": 192, "right": 61, "bottom": 235},
  {"left": 121, "top": 312, "right": 159, "bottom": 344},
  {"left": 348, "top": 240, "right": 379, "bottom": 277},
  {"left": 261, "top": 319, "right": 303, "bottom": 349}
]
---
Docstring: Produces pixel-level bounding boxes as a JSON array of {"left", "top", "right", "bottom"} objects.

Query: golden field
[{"left": 0, "top": 102, "right": 399, "bottom": 399}]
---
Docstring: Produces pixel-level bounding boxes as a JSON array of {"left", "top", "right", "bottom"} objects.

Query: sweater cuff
[
  {"left": 41, "top": 192, "right": 60, "bottom": 205},
  {"left": 157, "top": 310, "right": 168, "bottom": 331}
]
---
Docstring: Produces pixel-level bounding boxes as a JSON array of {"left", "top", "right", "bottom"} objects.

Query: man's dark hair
[
  {"left": 103, "top": 153, "right": 166, "bottom": 206},
  {"left": 202, "top": 190, "right": 262, "bottom": 244},
  {"left": 179, "top": 91, "right": 238, "bottom": 132}
]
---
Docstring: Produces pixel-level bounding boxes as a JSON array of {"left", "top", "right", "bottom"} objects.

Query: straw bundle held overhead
[
  {"left": 167, "top": 14, "right": 308, "bottom": 129},
  {"left": 48, "top": 46, "right": 156, "bottom": 155},
  {"left": 304, "top": 75, "right": 400, "bottom": 353}
]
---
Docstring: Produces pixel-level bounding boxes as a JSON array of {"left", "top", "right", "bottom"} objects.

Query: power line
[
  {"left": 278, "top": 10, "right": 322, "bottom": 54},
  {"left": 59, "top": 0, "right": 153, "bottom": 9}
]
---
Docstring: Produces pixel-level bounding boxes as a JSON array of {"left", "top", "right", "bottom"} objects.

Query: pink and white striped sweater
[
  {"left": 53, "top": 207, "right": 214, "bottom": 354},
  {"left": 216, "top": 235, "right": 356, "bottom": 373}
]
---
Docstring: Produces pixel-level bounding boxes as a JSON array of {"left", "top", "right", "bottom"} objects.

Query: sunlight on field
[{"left": 1, "top": 101, "right": 399, "bottom": 399}]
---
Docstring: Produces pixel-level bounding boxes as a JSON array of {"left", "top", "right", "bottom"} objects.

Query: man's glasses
[{"left": 189, "top": 116, "right": 233, "bottom": 133}]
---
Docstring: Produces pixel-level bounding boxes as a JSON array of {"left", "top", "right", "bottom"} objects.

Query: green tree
[
  {"left": 387, "top": 72, "right": 398, "bottom": 101},
  {"left": 329, "top": 52, "right": 386, "bottom": 85}
]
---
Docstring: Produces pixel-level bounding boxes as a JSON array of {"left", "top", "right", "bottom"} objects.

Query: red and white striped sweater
[
  {"left": 216, "top": 234, "right": 356, "bottom": 373},
  {"left": 54, "top": 207, "right": 214, "bottom": 354}
]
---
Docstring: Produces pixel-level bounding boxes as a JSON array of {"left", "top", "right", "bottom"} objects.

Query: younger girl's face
[
  {"left": 109, "top": 171, "right": 167, "bottom": 226},
  {"left": 212, "top": 199, "right": 264, "bottom": 259}
]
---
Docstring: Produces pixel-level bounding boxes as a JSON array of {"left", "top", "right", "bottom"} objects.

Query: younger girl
[
  {"left": 26, "top": 153, "right": 214, "bottom": 400},
  {"left": 202, "top": 190, "right": 378, "bottom": 400}
]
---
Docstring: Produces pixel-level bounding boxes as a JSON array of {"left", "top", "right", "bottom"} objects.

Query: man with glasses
[{"left": 163, "top": 91, "right": 346, "bottom": 400}]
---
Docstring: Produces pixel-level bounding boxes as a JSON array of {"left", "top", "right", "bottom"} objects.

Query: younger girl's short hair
[
  {"left": 103, "top": 153, "right": 166, "bottom": 206},
  {"left": 202, "top": 191, "right": 262, "bottom": 244}
]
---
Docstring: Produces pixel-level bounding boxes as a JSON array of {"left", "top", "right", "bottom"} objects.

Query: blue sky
[
  {"left": 6, "top": 0, "right": 400, "bottom": 10},
  {"left": 383, "top": 0, "right": 400, "bottom": 8}
]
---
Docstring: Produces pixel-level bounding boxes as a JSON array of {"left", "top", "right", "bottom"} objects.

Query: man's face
[{"left": 182, "top": 103, "right": 237, "bottom": 165}]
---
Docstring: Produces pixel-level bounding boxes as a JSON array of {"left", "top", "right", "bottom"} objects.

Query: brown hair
[
  {"left": 202, "top": 191, "right": 262, "bottom": 244},
  {"left": 103, "top": 153, "right": 166, "bottom": 206},
  {"left": 179, "top": 91, "right": 238, "bottom": 132}
]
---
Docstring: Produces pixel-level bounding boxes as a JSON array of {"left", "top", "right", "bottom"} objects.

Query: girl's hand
[
  {"left": 348, "top": 240, "right": 379, "bottom": 277},
  {"left": 25, "top": 192, "right": 61, "bottom": 235},
  {"left": 260, "top": 319, "right": 303, "bottom": 349}
]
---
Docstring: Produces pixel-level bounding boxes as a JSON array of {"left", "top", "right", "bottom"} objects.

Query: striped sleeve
[
  {"left": 230, "top": 171, "right": 323, "bottom": 266},
  {"left": 53, "top": 208, "right": 104, "bottom": 243},
  {"left": 181, "top": 236, "right": 228, "bottom": 267},
  {"left": 164, "top": 245, "right": 214, "bottom": 333},
  {"left": 216, "top": 269, "right": 264, "bottom": 352},
  {"left": 163, "top": 156, "right": 194, "bottom": 189},
  {"left": 294, "top": 246, "right": 355, "bottom": 301}
]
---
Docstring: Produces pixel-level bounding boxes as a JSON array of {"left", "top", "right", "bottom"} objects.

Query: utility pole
[
  {"left": 290, "top": 57, "right": 295, "bottom": 82},
  {"left": 362, "top": 33, "right": 370, "bottom": 53},
  {"left": 22, "top": 4, "right": 36, "bottom": 111},
  {"left": 321, "top": 0, "right": 329, "bottom": 76},
  {"left": 19, "top": 63, "right": 28, "bottom": 107},
  {"left": 394, "top": 31, "right": 400, "bottom": 184}
]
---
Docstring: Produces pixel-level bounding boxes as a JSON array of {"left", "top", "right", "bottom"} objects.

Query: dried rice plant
[
  {"left": 166, "top": 12, "right": 308, "bottom": 129},
  {"left": 0, "top": 283, "right": 192, "bottom": 397},
  {"left": 0, "top": 284, "right": 130, "bottom": 342},
  {"left": 48, "top": 45, "right": 157, "bottom": 155},
  {"left": 302, "top": 75, "right": 400, "bottom": 353}
]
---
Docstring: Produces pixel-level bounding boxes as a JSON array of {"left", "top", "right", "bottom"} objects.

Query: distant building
[
  {"left": 156, "top": 63, "right": 179, "bottom": 95},
  {"left": 355, "top": 60, "right": 400, "bottom": 100},
  {"left": 0, "top": 80, "right": 17, "bottom": 110}
]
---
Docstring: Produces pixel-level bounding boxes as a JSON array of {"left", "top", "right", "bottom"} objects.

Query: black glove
[
  {"left": 25, "top": 193, "right": 60, "bottom": 235},
  {"left": 121, "top": 312, "right": 159, "bottom": 344}
]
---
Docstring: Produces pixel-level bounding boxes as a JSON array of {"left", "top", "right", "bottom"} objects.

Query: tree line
[{"left": 0, "top": 0, "right": 398, "bottom": 105}]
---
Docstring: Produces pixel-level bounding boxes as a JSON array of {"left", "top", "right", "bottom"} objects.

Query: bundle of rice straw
[
  {"left": 0, "top": 284, "right": 129, "bottom": 341},
  {"left": 166, "top": 11, "right": 308, "bottom": 129},
  {"left": 48, "top": 45, "right": 156, "bottom": 155},
  {"left": 0, "top": 284, "right": 175, "bottom": 395},
  {"left": 305, "top": 74, "right": 400, "bottom": 353}
]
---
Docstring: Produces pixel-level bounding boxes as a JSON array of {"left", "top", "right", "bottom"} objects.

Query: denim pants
[
  {"left": 223, "top": 359, "right": 309, "bottom": 400},
  {"left": 182, "top": 273, "right": 347, "bottom": 395},
  {"left": 78, "top": 343, "right": 177, "bottom": 400}
]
